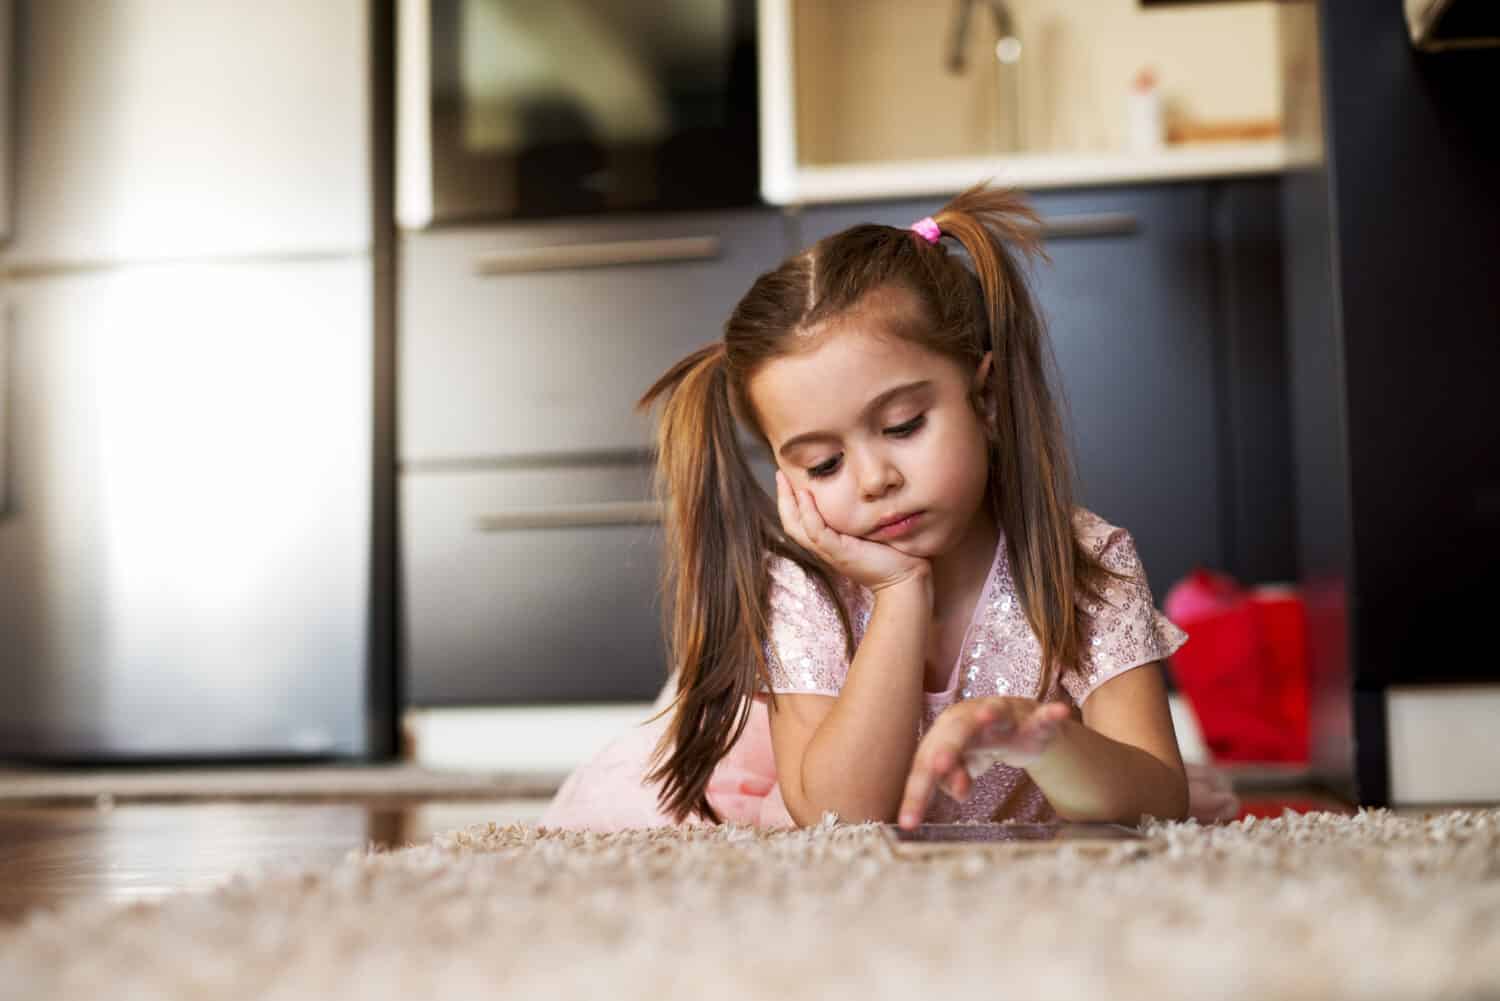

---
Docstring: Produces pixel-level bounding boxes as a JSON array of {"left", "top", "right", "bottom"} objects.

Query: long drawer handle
[
  {"left": 1040, "top": 212, "right": 1139, "bottom": 239},
  {"left": 474, "top": 235, "right": 721, "bottom": 275},
  {"left": 475, "top": 500, "right": 662, "bottom": 532}
]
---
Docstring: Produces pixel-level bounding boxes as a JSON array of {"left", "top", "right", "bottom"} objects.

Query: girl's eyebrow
[{"left": 776, "top": 380, "right": 933, "bottom": 457}]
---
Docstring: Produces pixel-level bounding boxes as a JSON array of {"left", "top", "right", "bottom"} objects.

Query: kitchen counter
[{"left": 762, "top": 140, "right": 1292, "bottom": 206}]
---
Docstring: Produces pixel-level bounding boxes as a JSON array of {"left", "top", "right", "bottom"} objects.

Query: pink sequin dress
[{"left": 540, "top": 508, "right": 1224, "bottom": 830}]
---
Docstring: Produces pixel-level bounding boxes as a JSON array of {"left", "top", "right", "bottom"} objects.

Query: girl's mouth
[{"left": 870, "top": 512, "right": 923, "bottom": 540}]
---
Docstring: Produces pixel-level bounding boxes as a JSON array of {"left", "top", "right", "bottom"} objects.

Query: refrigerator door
[
  {"left": 0, "top": 259, "right": 374, "bottom": 758},
  {"left": 5, "top": 0, "right": 369, "bottom": 263}
]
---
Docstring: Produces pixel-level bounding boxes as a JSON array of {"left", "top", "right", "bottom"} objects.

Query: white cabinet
[{"left": 3, "top": 0, "right": 370, "bottom": 263}]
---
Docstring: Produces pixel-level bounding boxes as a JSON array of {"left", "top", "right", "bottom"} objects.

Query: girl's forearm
[
  {"left": 794, "top": 574, "right": 930, "bottom": 825},
  {"left": 1022, "top": 718, "right": 1189, "bottom": 824}
]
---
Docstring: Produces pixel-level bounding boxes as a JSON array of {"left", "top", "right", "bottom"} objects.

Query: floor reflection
[{"left": 0, "top": 799, "right": 549, "bottom": 926}]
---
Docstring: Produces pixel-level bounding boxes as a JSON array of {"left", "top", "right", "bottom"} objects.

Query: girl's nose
[{"left": 857, "top": 452, "right": 904, "bottom": 500}]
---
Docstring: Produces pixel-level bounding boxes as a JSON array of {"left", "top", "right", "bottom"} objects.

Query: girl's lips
[{"left": 871, "top": 511, "right": 923, "bottom": 540}]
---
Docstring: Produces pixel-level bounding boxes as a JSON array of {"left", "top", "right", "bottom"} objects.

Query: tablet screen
[{"left": 883, "top": 822, "right": 1144, "bottom": 844}]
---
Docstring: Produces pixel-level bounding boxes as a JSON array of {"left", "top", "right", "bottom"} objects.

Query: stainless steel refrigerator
[{"left": 0, "top": 0, "right": 394, "bottom": 760}]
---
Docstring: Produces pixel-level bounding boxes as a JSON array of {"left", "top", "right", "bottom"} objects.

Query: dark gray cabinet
[
  {"left": 401, "top": 464, "right": 664, "bottom": 705},
  {"left": 1282, "top": 2, "right": 1500, "bottom": 806},
  {"left": 399, "top": 210, "right": 789, "bottom": 463},
  {"left": 399, "top": 208, "right": 787, "bottom": 705}
]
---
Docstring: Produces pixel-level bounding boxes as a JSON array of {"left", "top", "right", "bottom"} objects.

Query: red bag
[{"left": 1163, "top": 569, "right": 1309, "bottom": 763}]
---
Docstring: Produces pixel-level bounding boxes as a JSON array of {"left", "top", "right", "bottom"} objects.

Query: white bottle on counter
[{"left": 1127, "top": 66, "right": 1165, "bottom": 154}]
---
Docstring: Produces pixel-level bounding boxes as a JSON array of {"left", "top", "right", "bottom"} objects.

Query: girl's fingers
[
  {"left": 898, "top": 765, "right": 937, "bottom": 829},
  {"left": 775, "top": 473, "right": 837, "bottom": 562},
  {"left": 775, "top": 472, "right": 812, "bottom": 551},
  {"left": 797, "top": 488, "right": 836, "bottom": 552},
  {"left": 938, "top": 766, "right": 972, "bottom": 802},
  {"left": 961, "top": 701, "right": 1065, "bottom": 764},
  {"left": 976, "top": 718, "right": 1017, "bottom": 744},
  {"left": 774, "top": 470, "right": 795, "bottom": 520},
  {"left": 900, "top": 740, "right": 966, "bottom": 827},
  {"left": 900, "top": 723, "right": 983, "bottom": 827},
  {"left": 901, "top": 702, "right": 1061, "bottom": 825},
  {"left": 1005, "top": 704, "right": 1066, "bottom": 755},
  {"left": 1026, "top": 703, "right": 1069, "bottom": 741}
]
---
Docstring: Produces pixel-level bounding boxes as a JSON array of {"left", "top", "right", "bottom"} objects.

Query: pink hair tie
[{"left": 910, "top": 217, "right": 941, "bottom": 244}]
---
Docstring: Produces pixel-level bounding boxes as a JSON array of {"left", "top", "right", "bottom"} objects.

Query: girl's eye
[
  {"left": 885, "top": 414, "right": 926, "bottom": 437},
  {"left": 807, "top": 455, "right": 842, "bottom": 479}
]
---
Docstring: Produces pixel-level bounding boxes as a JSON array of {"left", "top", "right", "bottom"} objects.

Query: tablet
[{"left": 881, "top": 822, "right": 1146, "bottom": 857}]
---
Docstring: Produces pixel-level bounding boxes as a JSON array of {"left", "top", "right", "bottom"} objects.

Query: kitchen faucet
[
  {"left": 945, "top": 0, "right": 1026, "bottom": 152},
  {"left": 946, "top": 0, "right": 1020, "bottom": 73}
]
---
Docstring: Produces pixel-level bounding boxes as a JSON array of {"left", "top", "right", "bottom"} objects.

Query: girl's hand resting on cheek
[
  {"left": 775, "top": 470, "right": 931, "bottom": 595},
  {"left": 896, "top": 697, "right": 1072, "bottom": 829}
]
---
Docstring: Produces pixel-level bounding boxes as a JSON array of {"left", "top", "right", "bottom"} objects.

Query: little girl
[{"left": 540, "top": 184, "right": 1239, "bottom": 831}]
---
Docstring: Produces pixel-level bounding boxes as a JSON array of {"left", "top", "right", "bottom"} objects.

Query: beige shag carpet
[{"left": 4, "top": 809, "right": 1500, "bottom": 1001}]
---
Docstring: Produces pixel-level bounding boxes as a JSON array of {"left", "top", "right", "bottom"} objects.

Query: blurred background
[{"left": 0, "top": 0, "right": 1495, "bottom": 809}]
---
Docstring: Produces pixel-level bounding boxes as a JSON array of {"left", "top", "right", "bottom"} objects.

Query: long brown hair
[{"left": 639, "top": 183, "right": 1122, "bottom": 823}]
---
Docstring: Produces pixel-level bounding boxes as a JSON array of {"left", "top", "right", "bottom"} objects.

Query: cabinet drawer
[
  {"left": 401, "top": 464, "right": 666, "bottom": 705},
  {"left": 401, "top": 450, "right": 778, "bottom": 705},
  {"left": 399, "top": 208, "right": 789, "bottom": 463}
]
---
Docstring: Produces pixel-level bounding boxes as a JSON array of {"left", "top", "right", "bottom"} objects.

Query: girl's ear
[{"left": 971, "top": 352, "right": 997, "bottom": 422}]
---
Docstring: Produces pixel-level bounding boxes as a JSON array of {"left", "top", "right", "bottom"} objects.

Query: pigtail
[
  {"left": 637, "top": 342, "right": 780, "bottom": 824},
  {"left": 931, "top": 184, "right": 1122, "bottom": 698}
]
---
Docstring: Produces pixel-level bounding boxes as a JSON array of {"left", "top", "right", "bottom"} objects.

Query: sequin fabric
[{"left": 762, "top": 508, "right": 1188, "bottom": 823}]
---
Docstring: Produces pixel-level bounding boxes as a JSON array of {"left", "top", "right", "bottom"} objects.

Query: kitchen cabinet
[
  {"left": 402, "top": 455, "right": 778, "bottom": 706},
  {"left": 399, "top": 209, "right": 788, "bottom": 463},
  {"left": 399, "top": 208, "right": 787, "bottom": 704},
  {"left": 402, "top": 465, "right": 662, "bottom": 705},
  {"left": 1281, "top": 1, "right": 1500, "bottom": 806}
]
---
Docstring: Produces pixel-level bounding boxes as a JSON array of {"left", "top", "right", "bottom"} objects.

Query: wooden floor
[
  {"left": 0, "top": 788, "right": 1376, "bottom": 928},
  {"left": 0, "top": 798, "right": 548, "bottom": 926}
]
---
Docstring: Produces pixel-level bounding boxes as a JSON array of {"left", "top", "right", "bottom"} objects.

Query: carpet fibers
[{"left": 4, "top": 809, "right": 1499, "bottom": 1000}]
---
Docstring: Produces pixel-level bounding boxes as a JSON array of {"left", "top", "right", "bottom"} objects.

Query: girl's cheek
[{"left": 811, "top": 487, "right": 856, "bottom": 534}]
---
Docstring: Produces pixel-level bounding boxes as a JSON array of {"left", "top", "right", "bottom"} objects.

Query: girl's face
[{"left": 747, "top": 291, "right": 993, "bottom": 561}]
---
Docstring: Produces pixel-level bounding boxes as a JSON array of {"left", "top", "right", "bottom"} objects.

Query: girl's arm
[
  {"left": 768, "top": 570, "right": 932, "bottom": 826},
  {"left": 767, "top": 472, "right": 936, "bottom": 826},
  {"left": 897, "top": 663, "right": 1188, "bottom": 826},
  {"left": 1022, "top": 662, "right": 1188, "bottom": 823}
]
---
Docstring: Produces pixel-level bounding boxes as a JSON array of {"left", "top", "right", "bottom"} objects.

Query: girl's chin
[
  {"left": 879, "top": 534, "right": 941, "bottom": 559},
  {"left": 889, "top": 525, "right": 972, "bottom": 561}
]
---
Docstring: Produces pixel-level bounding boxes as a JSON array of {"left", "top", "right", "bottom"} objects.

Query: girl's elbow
[
  {"left": 1131, "top": 760, "right": 1190, "bottom": 823},
  {"left": 781, "top": 783, "right": 837, "bottom": 828},
  {"left": 1159, "top": 769, "right": 1191, "bottom": 822},
  {"left": 785, "top": 801, "right": 821, "bottom": 828},
  {"left": 782, "top": 785, "right": 893, "bottom": 828},
  {"left": 786, "top": 798, "right": 889, "bottom": 828}
]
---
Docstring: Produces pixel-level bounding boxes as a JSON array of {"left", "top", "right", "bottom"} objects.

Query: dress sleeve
[
  {"left": 1060, "top": 524, "right": 1188, "bottom": 706},
  {"left": 761, "top": 556, "right": 852, "bottom": 697}
]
